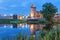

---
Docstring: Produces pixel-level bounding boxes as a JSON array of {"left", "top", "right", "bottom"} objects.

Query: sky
[{"left": 0, "top": 0, "right": 60, "bottom": 16}]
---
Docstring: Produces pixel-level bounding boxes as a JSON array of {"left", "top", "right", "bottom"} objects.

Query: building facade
[
  {"left": 17, "top": 15, "right": 24, "bottom": 19},
  {"left": 29, "top": 4, "right": 43, "bottom": 19}
]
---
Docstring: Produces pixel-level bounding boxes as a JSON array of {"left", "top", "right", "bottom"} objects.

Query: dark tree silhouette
[{"left": 40, "top": 3, "right": 58, "bottom": 30}]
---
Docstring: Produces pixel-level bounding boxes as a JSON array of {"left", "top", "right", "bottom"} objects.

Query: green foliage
[
  {"left": 15, "top": 26, "right": 60, "bottom": 40},
  {"left": 38, "top": 27, "right": 60, "bottom": 40},
  {"left": 28, "top": 35, "right": 36, "bottom": 40},
  {"left": 40, "top": 3, "right": 58, "bottom": 30},
  {"left": 40, "top": 3, "right": 57, "bottom": 21},
  {"left": 0, "top": 19, "right": 26, "bottom": 24}
]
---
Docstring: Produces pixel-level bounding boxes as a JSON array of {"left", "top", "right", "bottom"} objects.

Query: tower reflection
[
  {"left": 29, "top": 24, "right": 35, "bottom": 35},
  {"left": 29, "top": 24, "right": 43, "bottom": 35}
]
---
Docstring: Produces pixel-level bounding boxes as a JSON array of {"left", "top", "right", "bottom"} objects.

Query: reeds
[
  {"left": 39, "top": 26, "right": 60, "bottom": 40},
  {"left": 16, "top": 26, "right": 60, "bottom": 40}
]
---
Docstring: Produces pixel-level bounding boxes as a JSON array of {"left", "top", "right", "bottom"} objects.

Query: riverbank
[
  {"left": 16, "top": 25, "right": 60, "bottom": 40},
  {"left": 0, "top": 19, "right": 26, "bottom": 24}
]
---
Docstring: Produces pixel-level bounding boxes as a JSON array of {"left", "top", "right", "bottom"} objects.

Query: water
[
  {"left": 0, "top": 24, "right": 31, "bottom": 39},
  {"left": 0, "top": 24, "right": 59, "bottom": 40},
  {"left": 0, "top": 24, "right": 41, "bottom": 40}
]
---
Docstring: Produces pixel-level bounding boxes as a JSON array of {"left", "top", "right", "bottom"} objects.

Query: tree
[{"left": 40, "top": 3, "right": 58, "bottom": 30}]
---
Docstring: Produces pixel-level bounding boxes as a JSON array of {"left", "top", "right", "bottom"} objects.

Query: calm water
[
  {"left": 0, "top": 24, "right": 59, "bottom": 40},
  {"left": 0, "top": 24, "right": 43, "bottom": 40}
]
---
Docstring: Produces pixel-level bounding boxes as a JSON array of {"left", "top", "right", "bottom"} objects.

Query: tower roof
[{"left": 31, "top": 4, "right": 36, "bottom": 8}]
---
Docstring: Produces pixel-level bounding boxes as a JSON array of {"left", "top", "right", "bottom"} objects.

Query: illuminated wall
[
  {"left": 18, "top": 16, "right": 24, "bottom": 19},
  {"left": 30, "top": 12, "right": 35, "bottom": 18},
  {"left": 30, "top": 24, "right": 35, "bottom": 35}
]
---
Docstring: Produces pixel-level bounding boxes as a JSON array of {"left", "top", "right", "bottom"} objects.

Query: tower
[{"left": 30, "top": 4, "right": 36, "bottom": 18}]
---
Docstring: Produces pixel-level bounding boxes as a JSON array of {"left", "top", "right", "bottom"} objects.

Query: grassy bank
[{"left": 0, "top": 19, "right": 26, "bottom": 24}]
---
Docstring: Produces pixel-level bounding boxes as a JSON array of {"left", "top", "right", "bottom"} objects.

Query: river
[{"left": 0, "top": 24, "right": 59, "bottom": 40}]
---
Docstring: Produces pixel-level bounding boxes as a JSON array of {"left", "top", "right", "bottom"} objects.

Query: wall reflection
[
  {"left": 4, "top": 24, "right": 13, "bottom": 28},
  {"left": 29, "top": 24, "right": 43, "bottom": 35},
  {"left": 2, "top": 24, "right": 45, "bottom": 35},
  {"left": 10, "top": 24, "right": 13, "bottom": 28},
  {"left": 29, "top": 24, "right": 35, "bottom": 35},
  {"left": 4, "top": 24, "right": 6, "bottom": 28},
  {"left": 18, "top": 24, "right": 23, "bottom": 28}
]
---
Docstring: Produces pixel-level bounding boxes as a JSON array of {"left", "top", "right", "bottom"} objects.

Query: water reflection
[
  {"left": 0, "top": 23, "right": 59, "bottom": 39},
  {"left": 18, "top": 24, "right": 23, "bottom": 28},
  {"left": 3, "top": 24, "right": 13, "bottom": 28},
  {"left": 4, "top": 24, "right": 6, "bottom": 28},
  {"left": 0, "top": 23, "right": 60, "bottom": 39},
  {"left": 10, "top": 24, "right": 13, "bottom": 28},
  {"left": 18, "top": 24, "right": 25, "bottom": 28},
  {"left": 35, "top": 24, "right": 43, "bottom": 31},
  {"left": 29, "top": 24, "right": 35, "bottom": 35},
  {"left": 1, "top": 24, "right": 45, "bottom": 35},
  {"left": 29, "top": 24, "right": 44, "bottom": 35}
]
